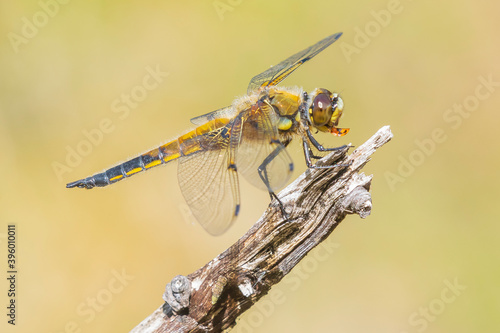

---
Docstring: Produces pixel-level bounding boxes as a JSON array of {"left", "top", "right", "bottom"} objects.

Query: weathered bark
[{"left": 130, "top": 126, "right": 393, "bottom": 333}]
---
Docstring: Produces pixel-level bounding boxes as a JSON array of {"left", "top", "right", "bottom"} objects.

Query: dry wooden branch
[{"left": 130, "top": 126, "right": 393, "bottom": 333}]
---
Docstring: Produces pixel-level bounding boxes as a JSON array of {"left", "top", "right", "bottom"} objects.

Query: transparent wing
[
  {"left": 190, "top": 106, "right": 236, "bottom": 126},
  {"left": 237, "top": 98, "right": 294, "bottom": 192},
  {"left": 177, "top": 123, "right": 241, "bottom": 236},
  {"left": 247, "top": 32, "right": 343, "bottom": 94}
]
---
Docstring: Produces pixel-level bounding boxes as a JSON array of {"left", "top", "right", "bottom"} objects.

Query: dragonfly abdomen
[
  {"left": 65, "top": 148, "right": 169, "bottom": 189},
  {"left": 66, "top": 118, "right": 230, "bottom": 189}
]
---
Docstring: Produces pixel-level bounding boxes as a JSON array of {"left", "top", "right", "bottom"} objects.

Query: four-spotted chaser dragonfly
[{"left": 67, "top": 32, "right": 350, "bottom": 235}]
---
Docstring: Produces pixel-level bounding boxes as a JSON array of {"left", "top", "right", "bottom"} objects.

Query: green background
[{"left": 1, "top": 0, "right": 499, "bottom": 332}]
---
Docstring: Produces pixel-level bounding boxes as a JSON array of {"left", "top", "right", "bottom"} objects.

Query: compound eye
[{"left": 311, "top": 93, "right": 332, "bottom": 126}]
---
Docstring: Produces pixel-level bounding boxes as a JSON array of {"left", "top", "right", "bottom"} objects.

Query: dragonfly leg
[
  {"left": 258, "top": 142, "right": 290, "bottom": 220},
  {"left": 302, "top": 137, "right": 351, "bottom": 169},
  {"left": 306, "top": 128, "right": 352, "bottom": 152},
  {"left": 303, "top": 139, "right": 321, "bottom": 168},
  {"left": 303, "top": 139, "right": 323, "bottom": 161}
]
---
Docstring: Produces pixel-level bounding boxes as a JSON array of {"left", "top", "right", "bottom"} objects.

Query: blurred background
[{"left": 1, "top": 0, "right": 499, "bottom": 332}]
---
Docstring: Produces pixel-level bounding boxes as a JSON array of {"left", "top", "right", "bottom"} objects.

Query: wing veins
[{"left": 247, "top": 32, "right": 343, "bottom": 93}]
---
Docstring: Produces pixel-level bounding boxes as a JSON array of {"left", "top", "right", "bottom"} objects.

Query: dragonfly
[{"left": 67, "top": 32, "right": 350, "bottom": 236}]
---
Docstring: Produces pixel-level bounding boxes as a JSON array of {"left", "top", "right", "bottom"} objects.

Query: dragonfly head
[{"left": 308, "top": 88, "right": 349, "bottom": 136}]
